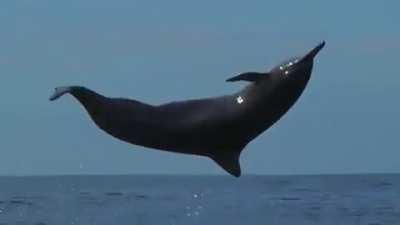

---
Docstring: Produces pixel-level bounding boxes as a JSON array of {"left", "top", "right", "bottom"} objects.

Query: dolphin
[{"left": 50, "top": 41, "right": 325, "bottom": 177}]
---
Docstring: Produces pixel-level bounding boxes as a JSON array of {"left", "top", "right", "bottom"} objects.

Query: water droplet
[
  {"left": 285, "top": 71, "right": 289, "bottom": 75},
  {"left": 193, "top": 194, "right": 198, "bottom": 198},
  {"left": 236, "top": 96, "right": 244, "bottom": 104}
]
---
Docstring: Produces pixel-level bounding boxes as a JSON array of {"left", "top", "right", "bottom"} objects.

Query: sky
[{"left": 1, "top": 1, "right": 399, "bottom": 175}]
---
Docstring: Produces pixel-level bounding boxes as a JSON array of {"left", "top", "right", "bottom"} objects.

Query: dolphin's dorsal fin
[
  {"left": 226, "top": 72, "right": 267, "bottom": 82},
  {"left": 210, "top": 149, "right": 243, "bottom": 177}
]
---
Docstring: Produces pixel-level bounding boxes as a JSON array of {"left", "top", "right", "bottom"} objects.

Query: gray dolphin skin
[{"left": 50, "top": 42, "right": 325, "bottom": 177}]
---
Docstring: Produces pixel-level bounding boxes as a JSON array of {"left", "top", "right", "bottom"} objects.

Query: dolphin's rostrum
[{"left": 50, "top": 42, "right": 325, "bottom": 177}]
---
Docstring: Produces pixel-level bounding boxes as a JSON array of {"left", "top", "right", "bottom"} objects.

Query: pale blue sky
[{"left": 1, "top": 1, "right": 399, "bottom": 175}]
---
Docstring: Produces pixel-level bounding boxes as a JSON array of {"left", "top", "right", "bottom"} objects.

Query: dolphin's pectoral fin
[
  {"left": 49, "top": 86, "right": 73, "bottom": 101},
  {"left": 226, "top": 72, "right": 267, "bottom": 82},
  {"left": 210, "top": 150, "right": 242, "bottom": 177}
]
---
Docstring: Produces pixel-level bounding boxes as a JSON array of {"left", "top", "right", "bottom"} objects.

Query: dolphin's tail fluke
[{"left": 49, "top": 86, "right": 73, "bottom": 101}]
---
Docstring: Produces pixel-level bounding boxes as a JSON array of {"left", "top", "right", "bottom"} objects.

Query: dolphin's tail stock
[
  {"left": 210, "top": 148, "right": 243, "bottom": 177},
  {"left": 49, "top": 86, "right": 73, "bottom": 101}
]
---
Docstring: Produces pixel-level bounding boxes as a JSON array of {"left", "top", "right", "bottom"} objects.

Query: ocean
[{"left": 0, "top": 174, "right": 399, "bottom": 225}]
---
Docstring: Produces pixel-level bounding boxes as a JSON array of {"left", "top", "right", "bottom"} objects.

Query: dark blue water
[{"left": 0, "top": 174, "right": 399, "bottom": 225}]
